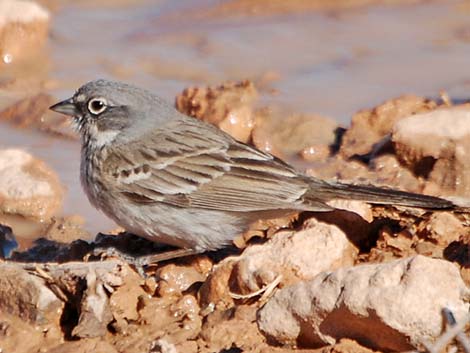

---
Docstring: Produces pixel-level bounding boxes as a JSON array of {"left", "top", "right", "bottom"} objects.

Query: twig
[{"left": 230, "top": 274, "right": 282, "bottom": 301}]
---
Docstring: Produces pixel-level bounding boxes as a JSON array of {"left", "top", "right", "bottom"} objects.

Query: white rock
[
  {"left": 392, "top": 106, "right": 470, "bottom": 195},
  {"left": 0, "top": 263, "right": 63, "bottom": 324},
  {"left": 326, "top": 199, "right": 373, "bottom": 222},
  {"left": 231, "top": 218, "right": 357, "bottom": 294},
  {"left": 0, "top": 0, "right": 49, "bottom": 66},
  {"left": 258, "top": 255, "right": 470, "bottom": 351},
  {"left": 0, "top": 149, "right": 62, "bottom": 220},
  {"left": 0, "top": 0, "right": 49, "bottom": 27},
  {"left": 392, "top": 107, "right": 470, "bottom": 158}
]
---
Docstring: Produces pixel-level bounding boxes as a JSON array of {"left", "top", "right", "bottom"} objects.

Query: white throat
[{"left": 87, "top": 124, "right": 120, "bottom": 148}]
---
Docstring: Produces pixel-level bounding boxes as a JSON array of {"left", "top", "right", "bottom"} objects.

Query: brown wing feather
[{"left": 102, "top": 118, "right": 332, "bottom": 212}]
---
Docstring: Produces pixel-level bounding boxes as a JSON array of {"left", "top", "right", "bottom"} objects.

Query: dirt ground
[{"left": 0, "top": 80, "right": 469, "bottom": 352}]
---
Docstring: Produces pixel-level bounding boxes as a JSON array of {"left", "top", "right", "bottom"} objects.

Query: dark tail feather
[{"left": 307, "top": 179, "right": 455, "bottom": 210}]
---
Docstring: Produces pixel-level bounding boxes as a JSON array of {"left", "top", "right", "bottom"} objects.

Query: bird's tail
[{"left": 306, "top": 178, "right": 455, "bottom": 210}]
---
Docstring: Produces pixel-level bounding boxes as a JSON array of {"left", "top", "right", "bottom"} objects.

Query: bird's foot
[{"left": 87, "top": 246, "right": 199, "bottom": 277}]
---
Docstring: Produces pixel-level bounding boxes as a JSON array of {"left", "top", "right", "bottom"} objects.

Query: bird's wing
[{"left": 103, "top": 117, "right": 331, "bottom": 212}]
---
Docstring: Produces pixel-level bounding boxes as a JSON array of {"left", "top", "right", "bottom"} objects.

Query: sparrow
[{"left": 50, "top": 79, "right": 454, "bottom": 253}]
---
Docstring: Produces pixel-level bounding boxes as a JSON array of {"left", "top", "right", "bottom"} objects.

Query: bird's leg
[
  {"left": 130, "top": 248, "right": 200, "bottom": 266},
  {"left": 88, "top": 246, "right": 200, "bottom": 277}
]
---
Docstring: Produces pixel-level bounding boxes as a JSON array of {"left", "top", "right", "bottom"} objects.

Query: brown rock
[
  {"left": 0, "top": 1, "right": 49, "bottom": 66},
  {"left": 199, "top": 259, "right": 236, "bottom": 311},
  {"left": 199, "top": 305, "right": 265, "bottom": 353},
  {"left": 340, "top": 95, "right": 438, "bottom": 159},
  {"left": 72, "top": 271, "right": 114, "bottom": 338},
  {"left": 136, "top": 294, "right": 202, "bottom": 346},
  {"left": 369, "top": 154, "right": 423, "bottom": 192},
  {"left": 392, "top": 106, "right": 470, "bottom": 196},
  {"left": 259, "top": 339, "right": 378, "bottom": 353},
  {"left": 323, "top": 339, "right": 379, "bottom": 353},
  {"left": 156, "top": 258, "right": 211, "bottom": 297},
  {"left": 48, "top": 339, "right": 118, "bottom": 353},
  {"left": 312, "top": 204, "right": 375, "bottom": 251},
  {"left": 0, "top": 310, "right": 62, "bottom": 353},
  {"left": 234, "top": 213, "right": 297, "bottom": 249},
  {"left": 176, "top": 80, "right": 258, "bottom": 143},
  {"left": 108, "top": 266, "right": 146, "bottom": 334},
  {"left": 0, "top": 149, "right": 63, "bottom": 221},
  {"left": 252, "top": 109, "right": 338, "bottom": 160},
  {"left": 0, "top": 263, "right": 63, "bottom": 324},
  {"left": 258, "top": 255, "right": 470, "bottom": 351},
  {"left": 325, "top": 200, "right": 373, "bottom": 223},
  {"left": 374, "top": 227, "right": 417, "bottom": 259},
  {"left": 444, "top": 233, "right": 470, "bottom": 268},
  {"left": 306, "top": 157, "right": 373, "bottom": 186},
  {"left": 416, "top": 212, "right": 465, "bottom": 247},
  {"left": 0, "top": 93, "right": 76, "bottom": 138}
]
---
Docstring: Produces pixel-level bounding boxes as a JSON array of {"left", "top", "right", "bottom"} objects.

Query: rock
[
  {"left": 325, "top": 200, "right": 373, "bottom": 223},
  {"left": 369, "top": 154, "right": 423, "bottom": 192},
  {"left": 199, "top": 305, "right": 265, "bottom": 352},
  {"left": 47, "top": 339, "right": 118, "bottom": 353},
  {"left": 306, "top": 157, "right": 372, "bottom": 184},
  {"left": 200, "top": 218, "right": 357, "bottom": 308},
  {"left": 392, "top": 106, "right": 470, "bottom": 196},
  {"left": 252, "top": 109, "right": 338, "bottom": 160},
  {"left": 0, "top": 93, "right": 76, "bottom": 138},
  {"left": 322, "top": 339, "right": 379, "bottom": 353},
  {"left": 0, "top": 311, "right": 62, "bottom": 353},
  {"left": 72, "top": 271, "right": 114, "bottom": 338},
  {"left": 199, "top": 259, "right": 236, "bottom": 311},
  {"left": 0, "top": 149, "right": 63, "bottom": 221},
  {"left": 340, "top": 95, "right": 438, "bottom": 159},
  {"left": 234, "top": 218, "right": 358, "bottom": 293},
  {"left": 313, "top": 202, "right": 375, "bottom": 251},
  {"left": 444, "top": 233, "right": 470, "bottom": 269},
  {"left": 0, "top": 0, "right": 49, "bottom": 66},
  {"left": 124, "top": 293, "right": 202, "bottom": 352},
  {"left": 108, "top": 267, "right": 146, "bottom": 335},
  {"left": 416, "top": 212, "right": 465, "bottom": 247},
  {"left": 372, "top": 227, "right": 417, "bottom": 260},
  {"left": 176, "top": 80, "right": 258, "bottom": 143},
  {"left": 156, "top": 257, "right": 212, "bottom": 297},
  {"left": 258, "top": 339, "right": 377, "bottom": 353},
  {"left": 258, "top": 255, "right": 470, "bottom": 351},
  {"left": 0, "top": 263, "right": 63, "bottom": 324}
]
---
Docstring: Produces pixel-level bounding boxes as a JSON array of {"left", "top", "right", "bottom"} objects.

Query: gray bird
[{"left": 50, "top": 79, "right": 454, "bottom": 254}]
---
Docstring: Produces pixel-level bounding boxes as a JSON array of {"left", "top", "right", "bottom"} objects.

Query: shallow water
[
  {"left": 48, "top": 0, "right": 470, "bottom": 119},
  {"left": 2, "top": 0, "right": 470, "bottom": 235}
]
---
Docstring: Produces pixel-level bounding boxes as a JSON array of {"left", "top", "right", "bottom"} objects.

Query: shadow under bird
[{"left": 50, "top": 79, "right": 455, "bottom": 257}]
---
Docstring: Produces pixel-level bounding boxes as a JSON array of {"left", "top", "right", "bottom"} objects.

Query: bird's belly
[{"left": 103, "top": 200, "right": 245, "bottom": 251}]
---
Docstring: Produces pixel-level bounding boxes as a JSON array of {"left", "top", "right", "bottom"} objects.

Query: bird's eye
[{"left": 87, "top": 97, "right": 107, "bottom": 115}]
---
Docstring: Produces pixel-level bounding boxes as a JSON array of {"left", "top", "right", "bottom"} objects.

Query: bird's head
[{"left": 50, "top": 79, "right": 172, "bottom": 147}]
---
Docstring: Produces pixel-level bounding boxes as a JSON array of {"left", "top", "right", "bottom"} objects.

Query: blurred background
[{"left": 1, "top": 0, "right": 470, "bottom": 236}]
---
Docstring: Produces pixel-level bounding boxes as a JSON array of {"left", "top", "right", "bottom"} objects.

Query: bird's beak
[{"left": 49, "top": 98, "right": 77, "bottom": 116}]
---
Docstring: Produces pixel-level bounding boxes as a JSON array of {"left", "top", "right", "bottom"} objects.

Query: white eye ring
[{"left": 87, "top": 97, "right": 107, "bottom": 115}]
